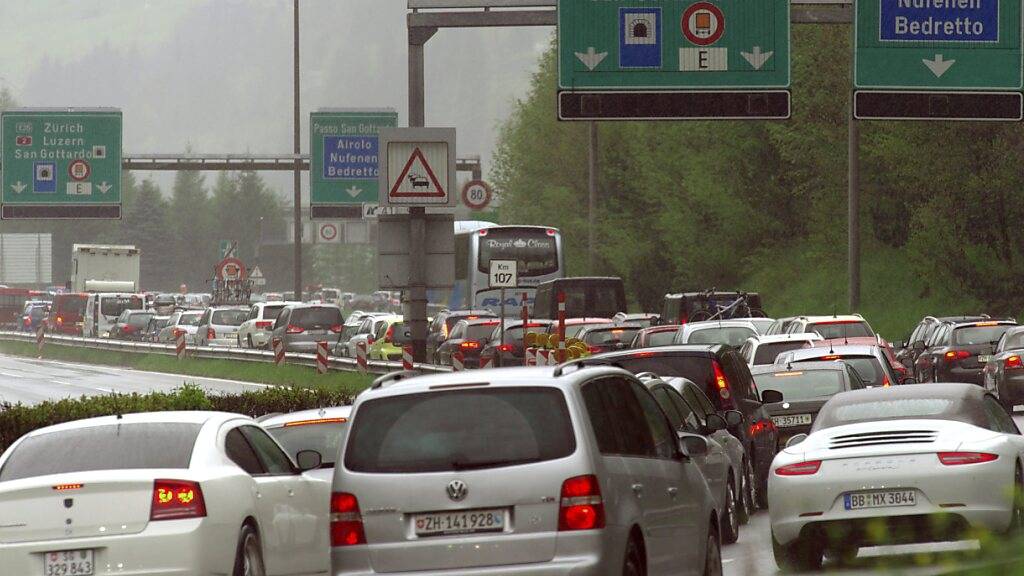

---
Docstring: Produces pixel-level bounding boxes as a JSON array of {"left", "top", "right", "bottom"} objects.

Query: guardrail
[{"left": 0, "top": 331, "right": 451, "bottom": 377}]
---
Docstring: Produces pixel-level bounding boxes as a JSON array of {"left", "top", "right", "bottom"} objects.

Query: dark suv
[
  {"left": 583, "top": 345, "right": 779, "bottom": 509},
  {"left": 898, "top": 315, "right": 990, "bottom": 370},
  {"left": 916, "top": 319, "right": 1018, "bottom": 385},
  {"left": 426, "top": 309, "right": 497, "bottom": 360}
]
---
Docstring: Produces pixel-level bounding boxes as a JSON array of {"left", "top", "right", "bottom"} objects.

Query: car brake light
[
  {"left": 944, "top": 350, "right": 971, "bottom": 362},
  {"left": 497, "top": 344, "right": 514, "bottom": 353},
  {"left": 938, "top": 452, "right": 998, "bottom": 466},
  {"left": 821, "top": 355, "right": 841, "bottom": 361},
  {"left": 331, "top": 492, "right": 366, "bottom": 546},
  {"left": 151, "top": 479, "right": 206, "bottom": 521},
  {"left": 588, "top": 345, "right": 602, "bottom": 354},
  {"left": 330, "top": 324, "right": 343, "bottom": 334},
  {"left": 1006, "top": 356, "right": 1023, "bottom": 370},
  {"left": 207, "top": 328, "right": 216, "bottom": 340},
  {"left": 123, "top": 325, "right": 136, "bottom": 334},
  {"left": 547, "top": 228, "right": 557, "bottom": 236},
  {"left": 255, "top": 321, "right": 273, "bottom": 329},
  {"left": 460, "top": 340, "right": 481, "bottom": 350},
  {"left": 712, "top": 360, "right": 731, "bottom": 402},
  {"left": 558, "top": 475, "right": 605, "bottom": 531},
  {"left": 775, "top": 461, "right": 822, "bottom": 476},
  {"left": 23, "top": 318, "right": 29, "bottom": 326},
  {"left": 56, "top": 316, "right": 63, "bottom": 325},
  {"left": 286, "top": 324, "right": 304, "bottom": 334}
]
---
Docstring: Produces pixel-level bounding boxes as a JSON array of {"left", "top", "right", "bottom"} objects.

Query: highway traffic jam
[{"left": 2, "top": 227, "right": 1024, "bottom": 575}]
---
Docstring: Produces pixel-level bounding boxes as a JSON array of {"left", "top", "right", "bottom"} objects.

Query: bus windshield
[{"left": 477, "top": 228, "right": 558, "bottom": 277}]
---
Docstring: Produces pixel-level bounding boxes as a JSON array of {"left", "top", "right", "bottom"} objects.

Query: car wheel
[
  {"left": 736, "top": 468, "right": 750, "bottom": 525},
  {"left": 743, "top": 459, "right": 757, "bottom": 514},
  {"left": 622, "top": 535, "right": 645, "bottom": 576},
  {"left": 753, "top": 458, "right": 769, "bottom": 510},
  {"left": 232, "top": 525, "right": 266, "bottom": 576},
  {"left": 237, "top": 335, "right": 242, "bottom": 348},
  {"left": 704, "top": 523, "right": 723, "bottom": 576},
  {"left": 722, "top": 475, "right": 740, "bottom": 544},
  {"left": 1010, "top": 463, "right": 1024, "bottom": 534},
  {"left": 772, "top": 532, "right": 823, "bottom": 572}
]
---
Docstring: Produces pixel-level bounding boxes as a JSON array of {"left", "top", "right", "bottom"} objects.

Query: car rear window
[
  {"left": 645, "top": 330, "right": 678, "bottom": 347},
  {"left": 813, "top": 397, "right": 979, "bottom": 431},
  {"left": 55, "top": 296, "right": 87, "bottom": 318},
  {"left": 608, "top": 355, "right": 714, "bottom": 388},
  {"left": 798, "top": 356, "right": 886, "bottom": 387},
  {"left": 689, "top": 327, "right": 756, "bottom": 347},
  {"left": 584, "top": 327, "right": 641, "bottom": 346},
  {"left": 0, "top": 423, "right": 201, "bottom": 481},
  {"left": 178, "top": 312, "right": 202, "bottom": 326},
  {"left": 467, "top": 323, "right": 500, "bottom": 341},
  {"left": 753, "top": 341, "right": 810, "bottom": 365},
  {"left": 753, "top": 369, "right": 847, "bottom": 401},
  {"left": 292, "top": 307, "right": 343, "bottom": 329},
  {"left": 262, "top": 305, "right": 286, "bottom": 320},
  {"left": 954, "top": 325, "right": 1014, "bottom": 346},
  {"left": 127, "top": 313, "right": 154, "bottom": 327},
  {"left": 212, "top": 309, "right": 249, "bottom": 326},
  {"left": 101, "top": 296, "right": 144, "bottom": 317},
  {"left": 345, "top": 387, "right": 575, "bottom": 473},
  {"left": 807, "top": 321, "right": 874, "bottom": 339},
  {"left": 267, "top": 421, "right": 348, "bottom": 467}
]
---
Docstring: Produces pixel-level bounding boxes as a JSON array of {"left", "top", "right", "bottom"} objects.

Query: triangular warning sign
[
  {"left": 250, "top": 266, "right": 264, "bottom": 279},
  {"left": 390, "top": 147, "right": 446, "bottom": 199}
]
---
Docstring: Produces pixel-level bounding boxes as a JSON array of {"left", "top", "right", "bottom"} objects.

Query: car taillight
[
  {"left": 384, "top": 326, "right": 394, "bottom": 343},
  {"left": 882, "top": 375, "right": 891, "bottom": 387},
  {"left": 712, "top": 360, "right": 731, "bottom": 402},
  {"left": 497, "top": 344, "right": 514, "bottom": 353},
  {"left": 938, "top": 452, "right": 998, "bottom": 466},
  {"left": 775, "top": 461, "right": 822, "bottom": 476},
  {"left": 207, "top": 328, "right": 216, "bottom": 340},
  {"left": 944, "top": 350, "right": 971, "bottom": 362},
  {"left": 286, "top": 324, "right": 305, "bottom": 334},
  {"left": 122, "top": 325, "right": 136, "bottom": 334},
  {"left": 331, "top": 492, "right": 366, "bottom": 546},
  {"left": 558, "top": 475, "right": 605, "bottom": 531},
  {"left": 1006, "top": 356, "right": 1024, "bottom": 370},
  {"left": 255, "top": 321, "right": 273, "bottom": 329},
  {"left": 588, "top": 345, "right": 602, "bottom": 354},
  {"left": 23, "top": 317, "right": 30, "bottom": 326},
  {"left": 172, "top": 328, "right": 184, "bottom": 338},
  {"left": 460, "top": 340, "right": 481, "bottom": 350},
  {"left": 330, "top": 324, "right": 343, "bottom": 334},
  {"left": 56, "top": 316, "right": 63, "bottom": 325},
  {"left": 150, "top": 479, "right": 206, "bottom": 521}
]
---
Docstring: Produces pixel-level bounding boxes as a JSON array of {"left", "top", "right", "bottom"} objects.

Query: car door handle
[
  {"left": 667, "top": 487, "right": 678, "bottom": 498},
  {"left": 288, "top": 489, "right": 295, "bottom": 497},
  {"left": 631, "top": 483, "right": 644, "bottom": 496}
]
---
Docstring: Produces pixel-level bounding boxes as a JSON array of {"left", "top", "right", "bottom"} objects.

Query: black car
[
  {"left": 751, "top": 361, "right": 868, "bottom": 450},
  {"left": 982, "top": 325, "right": 1024, "bottom": 411},
  {"left": 479, "top": 320, "right": 553, "bottom": 367},
  {"left": 435, "top": 317, "right": 502, "bottom": 368},
  {"left": 916, "top": 319, "right": 1017, "bottom": 385},
  {"left": 583, "top": 345, "right": 779, "bottom": 509},
  {"left": 898, "top": 315, "right": 991, "bottom": 370},
  {"left": 426, "top": 309, "right": 497, "bottom": 360}
]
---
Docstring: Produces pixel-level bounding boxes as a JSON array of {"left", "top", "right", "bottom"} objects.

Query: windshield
[
  {"left": 753, "top": 341, "right": 810, "bottom": 365},
  {"left": 267, "top": 422, "right": 347, "bottom": 467},
  {"left": 55, "top": 296, "right": 87, "bottom": 318},
  {"left": 177, "top": 312, "right": 203, "bottom": 326},
  {"left": 345, "top": 387, "right": 575, "bottom": 473},
  {"left": 808, "top": 321, "right": 874, "bottom": 339},
  {"left": 100, "top": 296, "right": 144, "bottom": 317},
  {"left": 954, "top": 325, "right": 1013, "bottom": 346},
  {"left": 754, "top": 370, "right": 847, "bottom": 401},
  {"left": 212, "top": 309, "right": 249, "bottom": 326},
  {"left": 688, "top": 326, "right": 756, "bottom": 347},
  {"left": 477, "top": 228, "right": 559, "bottom": 277}
]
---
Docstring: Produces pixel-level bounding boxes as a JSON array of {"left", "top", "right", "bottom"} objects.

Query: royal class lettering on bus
[
  {"left": 881, "top": 0, "right": 998, "bottom": 42},
  {"left": 485, "top": 238, "right": 554, "bottom": 250}
]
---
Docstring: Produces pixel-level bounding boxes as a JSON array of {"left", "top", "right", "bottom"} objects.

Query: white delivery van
[{"left": 83, "top": 293, "right": 145, "bottom": 338}]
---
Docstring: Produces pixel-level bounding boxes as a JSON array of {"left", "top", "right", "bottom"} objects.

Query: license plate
[
  {"left": 771, "top": 414, "right": 813, "bottom": 428},
  {"left": 844, "top": 490, "right": 916, "bottom": 511},
  {"left": 43, "top": 549, "right": 94, "bottom": 576},
  {"left": 979, "top": 355, "right": 993, "bottom": 364},
  {"left": 414, "top": 508, "right": 505, "bottom": 537}
]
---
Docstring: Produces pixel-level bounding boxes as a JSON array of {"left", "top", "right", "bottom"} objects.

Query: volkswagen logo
[
  {"left": 446, "top": 480, "right": 468, "bottom": 502},
  {"left": 63, "top": 499, "right": 74, "bottom": 509}
]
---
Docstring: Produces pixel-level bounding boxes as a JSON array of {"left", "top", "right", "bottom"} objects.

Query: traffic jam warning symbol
[
  {"left": 68, "top": 160, "right": 90, "bottom": 182},
  {"left": 620, "top": 8, "right": 662, "bottom": 68},
  {"left": 389, "top": 147, "right": 445, "bottom": 200},
  {"left": 681, "top": 2, "right": 727, "bottom": 72}
]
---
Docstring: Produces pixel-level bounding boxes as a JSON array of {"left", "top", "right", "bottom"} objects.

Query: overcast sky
[{"left": 0, "top": 0, "right": 551, "bottom": 199}]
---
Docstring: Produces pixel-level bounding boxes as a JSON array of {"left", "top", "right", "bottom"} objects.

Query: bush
[{"left": 0, "top": 383, "right": 355, "bottom": 453}]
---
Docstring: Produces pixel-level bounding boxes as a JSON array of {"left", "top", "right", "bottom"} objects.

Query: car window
[
  {"left": 689, "top": 326, "right": 756, "bottom": 347},
  {"left": 240, "top": 426, "right": 295, "bottom": 475},
  {"left": 275, "top": 309, "right": 291, "bottom": 330},
  {"left": 725, "top": 352, "right": 757, "bottom": 402},
  {"left": 652, "top": 387, "right": 685, "bottom": 430},
  {"left": 225, "top": 428, "right": 264, "bottom": 475},
  {"left": 582, "top": 379, "right": 622, "bottom": 454},
  {"left": 807, "top": 321, "right": 874, "bottom": 339},
  {"left": 845, "top": 365, "right": 868, "bottom": 389},
  {"left": 449, "top": 323, "right": 466, "bottom": 340},
  {"left": 753, "top": 369, "right": 847, "bottom": 401},
  {"left": 267, "top": 421, "right": 348, "bottom": 466},
  {"left": 657, "top": 387, "right": 702, "bottom": 433},
  {"left": 631, "top": 382, "right": 677, "bottom": 459},
  {"left": 954, "top": 325, "right": 1014, "bottom": 346},
  {"left": 753, "top": 341, "right": 811, "bottom": 365},
  {"left": 683, "top": 383, "right": 718, "bottom": 417},
  {"left": 982, "top": 395, "right": 1019, "bottom": 434},
  {"left": 602, "top": 377, "right": 657, "bottom": 457}
]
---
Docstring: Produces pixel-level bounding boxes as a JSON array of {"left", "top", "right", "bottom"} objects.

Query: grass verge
[{"left": 0, "top": 340, "right": 373, "bottom": 395}]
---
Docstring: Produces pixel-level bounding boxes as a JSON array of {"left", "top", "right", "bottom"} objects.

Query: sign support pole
[
  {"left": 409, "top": 208, "right": 429, "bottom": 362},
  {"left": 292, "top": 0, "right": 303, "bottom": 302},
  {"left": 588, "top": 122, "right": 598, "bottom": 274},
  {"left": 499, "top": 288, "right": 507, "bottom": 367},
  {"left": 848, "top": 104, "right": 860, "bottom": 311}
]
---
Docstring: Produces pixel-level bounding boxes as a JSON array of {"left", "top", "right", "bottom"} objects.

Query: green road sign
[
  {"left": 856, "top": 0, "right": 1022, "bottom": 90},
  {"left": 310, "top": 108, "right": 398, "bottom": 219},
  {"left": 1, "top": 108, "right": 122, "bottom": 219},
  {"left": 557, "top": 0, "right": 790, "bottom": 90}
]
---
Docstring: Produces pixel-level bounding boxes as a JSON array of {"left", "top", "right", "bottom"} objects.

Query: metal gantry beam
[{"left": 1, "top": 154, "right": 482, "bottom": 174}]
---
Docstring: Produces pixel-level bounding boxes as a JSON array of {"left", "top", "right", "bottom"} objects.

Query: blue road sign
[
  {"left": 880, "top": 0, "right": 999, "bottom": 43},
  {"left": 322, "top": 135, "right": 380, "bottom": 180},
  {"left": 619, "top": 7, "right": 662, "bottom": 68},
  {"left": 33, "top": 162, "right": 55, "bottom": 193}
]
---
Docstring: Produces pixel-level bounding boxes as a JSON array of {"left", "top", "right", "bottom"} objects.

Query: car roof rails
[
  {"left": 370, "top": 370, "right": 421, "bottom": 390},
  {"left": 634, "top": 372, "right": 662, "bottom": 381}
]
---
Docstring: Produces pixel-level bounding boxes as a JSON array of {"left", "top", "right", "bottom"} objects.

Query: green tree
[
  {"left": 119, "top": 178, "right": 174, "bottom": 290},
  {"left": 169, "top": 169, "right": 214, "bottom": 289}
]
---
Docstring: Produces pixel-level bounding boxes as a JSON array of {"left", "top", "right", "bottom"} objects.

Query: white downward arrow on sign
[
  {"left": 346, "top": 186, "right": 362, "bottom": 198},
  {"left": 922, "top": 54, "right": 955, "bottom": 78},
  {"left": 97, "top": 181, "right": 112, "bottom": 194},
  {"left": 575, "top": 47, "right": 608, "bottom": 71},
  {"left": 10, "top": 181, "right": 26, "bottom": 194},
  {"left": 741, "top": 46, "right": 774, "bottom": 70}
]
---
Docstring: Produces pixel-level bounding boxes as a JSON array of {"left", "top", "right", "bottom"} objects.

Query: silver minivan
[{"left": 331, "top": 366, "right": 723, "bottom": 576}]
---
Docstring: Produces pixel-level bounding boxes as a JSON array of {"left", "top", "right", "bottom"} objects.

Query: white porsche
[
  {"left": 0, "top": 411, "right": 332, "bottom": 576},
  {"left": 768, "top": 383, "right": 1024, "bottom": 571}
]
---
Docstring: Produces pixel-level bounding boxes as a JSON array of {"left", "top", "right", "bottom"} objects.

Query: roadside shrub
[{"left": 0, "top": 384, "right": 355, "bottom": 453}]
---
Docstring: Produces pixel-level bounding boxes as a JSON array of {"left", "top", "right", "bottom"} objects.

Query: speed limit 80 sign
[
  {"left": 462, "top": 180, "right": 492, "bottom": 211},
  {"left": 488, "top": 259, "right": 518, "bottom": 289}
]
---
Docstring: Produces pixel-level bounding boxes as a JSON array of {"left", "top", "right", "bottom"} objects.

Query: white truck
[{"left": 70, "top": 244, "right": 140, "bottom": 293}]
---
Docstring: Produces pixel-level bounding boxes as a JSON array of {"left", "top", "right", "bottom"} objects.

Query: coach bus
[{"left": 437, "top": 222, "right": 564, "bottom": 315}]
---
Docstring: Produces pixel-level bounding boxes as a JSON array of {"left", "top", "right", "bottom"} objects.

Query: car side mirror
[
  {"left": 785, "top": 434, "right": 808, "bottom": 449},
  {"left": 900, "top": 377, "right": 918, "bottom": 385},
  {"left": 678, "top": 433, "right": 709, "bottom": 458},
  {"left": 724, "top": 410, "right": 744, "bottom": 428},
  {"left": 761, "top": 389, "right": 784, "bottom": 404},
  {"left": 295, "top": 450, "right": 323, "bottom": 472},
  {"left": 705, "top": 414, "right": 727, "bottom": 433}
]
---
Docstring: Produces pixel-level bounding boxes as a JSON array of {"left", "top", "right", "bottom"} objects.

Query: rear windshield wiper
[{"left": 451, "top": 456, "right": 542, "bottom": 471}]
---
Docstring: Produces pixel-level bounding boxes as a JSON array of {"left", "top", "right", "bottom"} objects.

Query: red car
[{"left": 49, "top": 293, "right": 89, "bottom": 335}]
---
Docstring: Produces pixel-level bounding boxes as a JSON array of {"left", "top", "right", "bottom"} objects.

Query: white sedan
[
  {"left": 0, "top": 411, "right": 331, "bottom": 575},
  {"left": 769, "top": 383, "right": 1024, "bottom": 571}
]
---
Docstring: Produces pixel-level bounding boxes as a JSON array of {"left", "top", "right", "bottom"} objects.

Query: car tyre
[
  {"left": 772, "top": 532, "right": 823, "bottom": 572},
  {"left": 736, "top": 470, "right": 750, "bottom": 525},
  {"left": 722, "top": 476, "right": 740, "bottom": 544},
  {"left": 247, "top": 335, "right": 254, "bottom": 349},
  {"left": 622, "top": 535, "right": 645, "bottom": 576},
  {"left": 743, "top": 458, "right": 757, "bottom": 514},
  {"left": 704, "top": 522, "right": 723, "bottom": 576},
  {"left": 233, "top": 525, "right": 266, "bottom": 576}
]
